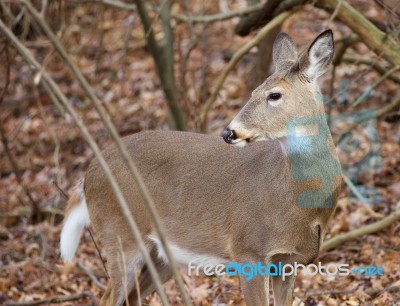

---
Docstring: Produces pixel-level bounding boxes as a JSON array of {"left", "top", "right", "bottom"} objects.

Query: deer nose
[{"left": 222, "top": 128, "right": 237, "bottom": 144}]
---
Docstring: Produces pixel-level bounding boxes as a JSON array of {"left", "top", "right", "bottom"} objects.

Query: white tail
[
  {"left": 60, "top": 30, "right": 342, "bottom": 306},
  {"left": 60, "top": 181, "right": 90, "bottom": 262}
]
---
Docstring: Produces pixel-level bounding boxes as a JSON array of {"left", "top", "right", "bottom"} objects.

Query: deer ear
[
  {"left": 302, "top": 30, "right": 334, "bottom": 79},
  {"left": 273, "top": 33, "right": 298, "bottom": 72}
]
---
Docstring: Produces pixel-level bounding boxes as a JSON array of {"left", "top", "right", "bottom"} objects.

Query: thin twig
[
  {"left": 118, "top": 237, "right": 131, "bottom": 306},
  {"left": 0, "top": 44, "right": 41, "bottom": 222},
  {"left": 327, "top": 0, "right": 343, "bottom": 24},
  {"left": 347, "top": 198, "right": 384, "bottom": 220},
  {"left": 0, "top": 207, "right": 63, "bottom": 218},
  {"left": 134, "top": 266, "right": 141, "bottom": 306},
  {"left": 33, "top": 85, "right": 62, "bottom": 187},
  {"left": 172, "top": 3, "right": 264, "bottom": 23},
  {"left": 4, "top": 292, "right": 98, "bottom": 306},
  {"left": 52, "top": 180, "right": 68, "bottom": 200},
  {"left": 98, "top": 0, "right": 263, "bottom": 24},
  {"left": 335, "top": 96, "right": 400, "bottom": 145},
  {"left": 342, "top": 54, "right": 400, "bottom": 84},
  {"left": 343, "top": 175, "right": 370, "bottom": 204},
  {"left": 87, "top": 228, "right": 109, "bottom": 279},
  {"left": 77, "top": 261, "right": 107, "bottom": 290},
  {"left": 0, "top": 41, "right": 10, "bottom": 103},
  {"left": 351, "top": 66, "right": 400, "bottom": 108},
  {"left": 200, "top": 0, "right": 208, "bottom": 105},
  {"left": 35, "top": 228, "right": 48, "bottom": 261}
]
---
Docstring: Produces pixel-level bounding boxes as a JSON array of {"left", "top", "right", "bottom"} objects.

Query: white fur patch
[
  {"left": 232, "top": 139, "right": 247, "bottom": 147},
  {"left": 268, "top": 99, "right": 283, "bottom": 107},
  {"left": 60, "top": 185, "right": 90, "bottom": 262},
  {"left": 149, "top": 236, "right": 228, "bottom": 268}
]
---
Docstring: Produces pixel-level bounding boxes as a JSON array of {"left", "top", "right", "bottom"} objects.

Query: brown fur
[{"left": 63, "top": 181, "right": 83, "bottom": 220}]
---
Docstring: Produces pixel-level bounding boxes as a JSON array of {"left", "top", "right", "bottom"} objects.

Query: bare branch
[
  {"left": 98, "top": 0, "right": 264, "bottom": 24},
  {"left": 320, "top": 0, "right": 400, "bottom": 66},
  {"left": 235, "top": 0, "right": 307, "bottom": 36},
  {"left": 135, "top": 0, "right": 186, "bottom": 130},
  {"left": 322, "top": 208, "right": 400, "bottom": 251},
  {"left": 87, "top": 228, "right": 109, "bottom": 279}
]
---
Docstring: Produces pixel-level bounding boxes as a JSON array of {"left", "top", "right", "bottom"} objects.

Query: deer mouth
[
  {"left": 226, "top": 134, "right": 261, "bottom": 147},
  {"left": 231, "top": 138, "right": 249, "bottom": 147}
]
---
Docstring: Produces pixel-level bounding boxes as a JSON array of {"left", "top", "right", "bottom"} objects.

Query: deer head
[{"left": 223, "top": 30, "right": 334, "bottom": 146}]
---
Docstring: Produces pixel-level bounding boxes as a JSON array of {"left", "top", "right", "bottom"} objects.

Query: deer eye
[{"left": 267, "top": 92, "right": 282, "bottom": 101}]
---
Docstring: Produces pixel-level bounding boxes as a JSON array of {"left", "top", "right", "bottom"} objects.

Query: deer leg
[
  {"left": 100, "top": 247, "right": 144, "bottom": 306},
  {"left": 271, "top": 273, "right": 295, "bottom": 306},
  {"left": 270, "top": 255, "right": 297, "bottom": 306},
  {"left": 240, "top": 274, "right": 270, "bottom": 306},
  {"left": 127, "top": 246, "right": 173, "bottom": 306}
]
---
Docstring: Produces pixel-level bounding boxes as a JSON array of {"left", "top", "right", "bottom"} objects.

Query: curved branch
[
  {"left": 321, "top": 208, "right": 400, "bottom": 251},
  {"left": 319, "top": 0, "right": 400, "bottom": 66},
  {"left": 235, "top": 0, "right": 307, "bottom": 36}
]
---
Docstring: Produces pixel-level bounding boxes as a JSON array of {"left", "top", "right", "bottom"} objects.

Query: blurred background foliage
[{"left": 0, "top": 0, "right": 399, "bottom": 305}]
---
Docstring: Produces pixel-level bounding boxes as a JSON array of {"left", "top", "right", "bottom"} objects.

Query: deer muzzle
[{"left": 222, "top": 128, "right": 237, "bottom": 144}]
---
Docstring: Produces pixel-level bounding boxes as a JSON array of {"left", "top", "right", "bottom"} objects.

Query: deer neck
[{"left": 276, "top": 115, "right": 341, "bottom": 209}]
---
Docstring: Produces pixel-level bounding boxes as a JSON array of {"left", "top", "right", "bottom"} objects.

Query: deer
[{"left": 60, "top": 30, "right": 342, "bottom": 306}]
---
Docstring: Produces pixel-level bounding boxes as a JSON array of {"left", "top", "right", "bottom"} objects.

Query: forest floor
[{"left": 0, "top": 1, "right": 399, "bottom": 305}]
